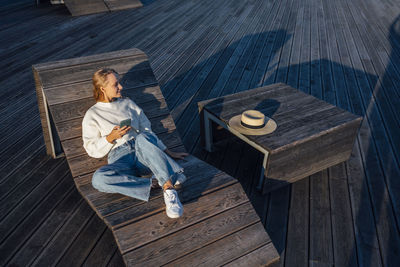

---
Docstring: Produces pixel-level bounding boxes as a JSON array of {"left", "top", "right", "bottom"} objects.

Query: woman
[{"left": 82, "top": 68, "right": 188, "bottom": 218}]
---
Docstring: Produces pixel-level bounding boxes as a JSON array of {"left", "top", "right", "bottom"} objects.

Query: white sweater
[{"left": 82, "top": 98, "right": 166, "bottom": 158}]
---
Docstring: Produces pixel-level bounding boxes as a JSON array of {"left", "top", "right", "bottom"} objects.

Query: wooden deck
[{"left": 0, "top": 0, "right": 399, "bottom": 266}]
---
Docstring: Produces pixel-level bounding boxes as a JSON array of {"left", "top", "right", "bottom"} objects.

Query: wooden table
[{"left": 198, "top": 83, "right": 362, "bottom": 194}]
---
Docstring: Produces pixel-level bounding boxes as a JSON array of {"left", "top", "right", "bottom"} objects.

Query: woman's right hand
[{"left": 106, "top": 125, "right": 131, "bottom": 144}]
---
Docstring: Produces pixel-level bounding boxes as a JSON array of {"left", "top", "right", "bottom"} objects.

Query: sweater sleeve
[
  {"left": 137, "top": 106, "right": 167, "bottom": 151},
  {"left": 82, "top": 114, "right": 114, "bottom": 158}
]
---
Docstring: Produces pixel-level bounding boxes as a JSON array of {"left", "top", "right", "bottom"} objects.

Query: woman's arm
[
  {"left": 82, "top": 113, "right": 131, "bottom": 158},
  {"left": 82, "top": 119, "right": 115, "bottom": 158},
  {"left": 106, "top": 125, "right": 131, "bottom": 144}
]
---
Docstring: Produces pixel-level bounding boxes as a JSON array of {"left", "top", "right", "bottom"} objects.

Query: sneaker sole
[{"left": 166, "top": 209, "right": 183, "bottom": 218}]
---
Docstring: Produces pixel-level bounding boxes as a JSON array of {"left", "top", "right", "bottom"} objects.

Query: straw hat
[{"left": 228, "top": 110, "right": 277, "bottom": 135}]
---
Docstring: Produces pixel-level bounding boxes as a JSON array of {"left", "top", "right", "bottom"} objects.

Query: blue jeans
[{"left": 92, "top": 132, "right": 185, "bottom": 201}]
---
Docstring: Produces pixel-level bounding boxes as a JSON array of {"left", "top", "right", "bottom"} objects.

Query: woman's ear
[
  {"left": 99, "top": 86, "right": 109, "bottom": 101},
  {"left": 100, "top": 87, "right": 108, "bottom": 99}
]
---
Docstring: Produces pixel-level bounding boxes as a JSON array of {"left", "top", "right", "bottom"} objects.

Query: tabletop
[{"left": 200, "top": 83, "right": 361, "bottom": 153}]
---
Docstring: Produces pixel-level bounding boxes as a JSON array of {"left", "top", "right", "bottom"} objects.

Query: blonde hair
[{"left": 92, "top": 68, "right": 118, "bottom": 101}]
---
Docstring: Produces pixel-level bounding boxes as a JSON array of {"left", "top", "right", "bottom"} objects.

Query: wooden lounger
[
  {"left": 62, "top": 0, "right": 143, "bottom": 16},
  {"left": 33, "top": 48, "right": 279, "bottom": 266}
]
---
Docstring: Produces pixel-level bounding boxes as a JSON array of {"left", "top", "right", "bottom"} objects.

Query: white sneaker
[
  {"left": 174, "top": 173, "right": 187, "bottom": 190},
  {"left": 163, "top": 189, "right": 184, "bottom": 218}
]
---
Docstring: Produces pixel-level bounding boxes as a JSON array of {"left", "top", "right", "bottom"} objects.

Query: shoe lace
[{"left": 166, "top": 190, "right": 177, "bottom": 204}]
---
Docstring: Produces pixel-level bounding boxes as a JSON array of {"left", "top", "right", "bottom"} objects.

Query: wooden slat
[
  {"left": 50, "top": 92, "right": 165, "bottom": 124},
  {"left": 165, "top": 223, "right": 277, "bottom": 266},
  {"left": 329, "top": 163, "right": 358, "bottom": 266},
  {"left": 82, "top": 228, "right": 118, "bottom": 267},
  {"left": 114, "top": 183, "right": 248, "bottom": 252},
  {"left": 57, "top": 214, "right": 106, "bottom": 266},
  {"left": 7, "top": 187, "right": 83, "bottom": 267},
  {"left": 63, "top": 0, "right": 109, "bottom": 16},
  {"left": 0, "top": 146, "right": 47, "bottom": 196},
  {"left": 264, "top": 186, "right": 291, "bottom": 267},
  {"left": 103, "top": 172, "right": 236, "bottom": 229},
  {"left": 36, "top": 54, "right": 149, "bottom": 89},
  {"left": 67, "top": 154, "right": 107, "bottom": 177},
  {"left": 45, "top": 83, "right": 163, "bottom": 106},
  {"left": 30, "top": 200, "right": 94, "bottom": 266},
  {"left": 204, "top": 87, "right": 327, "bottom": 128},
  {"left": 196, "top": 83, "right": 288, "bottom": 113},
  {"left": 33, "top": 49, "right": 145, "bottom": 71},
  {"left": 224, "top": 242, "right": 280, "bottom": 267},
  {"left": 33, "top": 67, "right": 53, "bottom": 157},
  {"left": 104, "top": 0, "right": 143, "bottom": 12},
  {"left": 0, "top": 158, "right": 67, "bottom": 224},
  {"left": 309, "top": 170, "right": 333, "bottom": 266},
  {"left": 122, "top": 202, "right": 260, "bottom": 265},
  {"left": 0, "top": 170, "right": 73, "bottom": 266},
  {"left": 284, "top": 178, "right": 310, "bottom": 267}
]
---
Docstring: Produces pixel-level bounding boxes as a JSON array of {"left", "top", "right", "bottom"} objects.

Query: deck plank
[
  {"left": 7, "top": 187, "right": 83, "bottom": 267},
  {"left": 284, "top": 178, "right": 310, "bottom": 267},
  {"left": 323, "top": 1, "right": 386, "bottom": 265},
  {"left": 331, "top": 0, "right": 400, "bottom": 265},
  {"left": 342, "top": 0, "right": 400, "bottom": 224},
  {"left": 31, "top": 200, "right": 96, "bottom": 266},
  {"left": 57, "top": 214, "right": 107, "bottom": 266},
  {"left": 82, "top": 228, "right": 118, "bottom": 267},
  {"left": 0, "top": 0, "right": 399, "bottom": 265},
  {"left": 329, "top": 163, "right": 358, "bottom": 266},
  {"left": 0, "top": 170, "right": 73, "bottom": 266}
]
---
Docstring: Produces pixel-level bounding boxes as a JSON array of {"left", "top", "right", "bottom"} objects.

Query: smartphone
[{"left": 119, "top": 119, "right": 131, "bottom": 128}]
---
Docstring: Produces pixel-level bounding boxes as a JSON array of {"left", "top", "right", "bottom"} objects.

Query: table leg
[
  {"left": 204, "top": 111, "right": 214, "bottom": 152},
  {"left": 257, "top": 153, "right": 268, "bottom": 191}
]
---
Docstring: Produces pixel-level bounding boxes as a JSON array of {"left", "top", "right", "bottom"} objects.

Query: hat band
[{"left": 240, "top": 120, "right": 265, "bottom": 129}]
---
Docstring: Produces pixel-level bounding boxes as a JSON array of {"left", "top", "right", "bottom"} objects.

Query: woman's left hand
[{"left": 165, "top": 149, "right": 189, "bottom": 160}]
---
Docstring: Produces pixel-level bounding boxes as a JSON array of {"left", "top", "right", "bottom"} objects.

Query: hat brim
[{"left": 228, "top": 115, "right": 277, "bottom": 136}]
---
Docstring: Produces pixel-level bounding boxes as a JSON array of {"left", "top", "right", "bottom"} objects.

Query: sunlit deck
[{"left": 0, "top": 0, "right": 399, "bottom": 266}]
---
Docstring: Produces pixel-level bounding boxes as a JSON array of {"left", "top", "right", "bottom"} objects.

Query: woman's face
[{"left": 100, "top": 73, "right": 123, "bottom": 102}]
